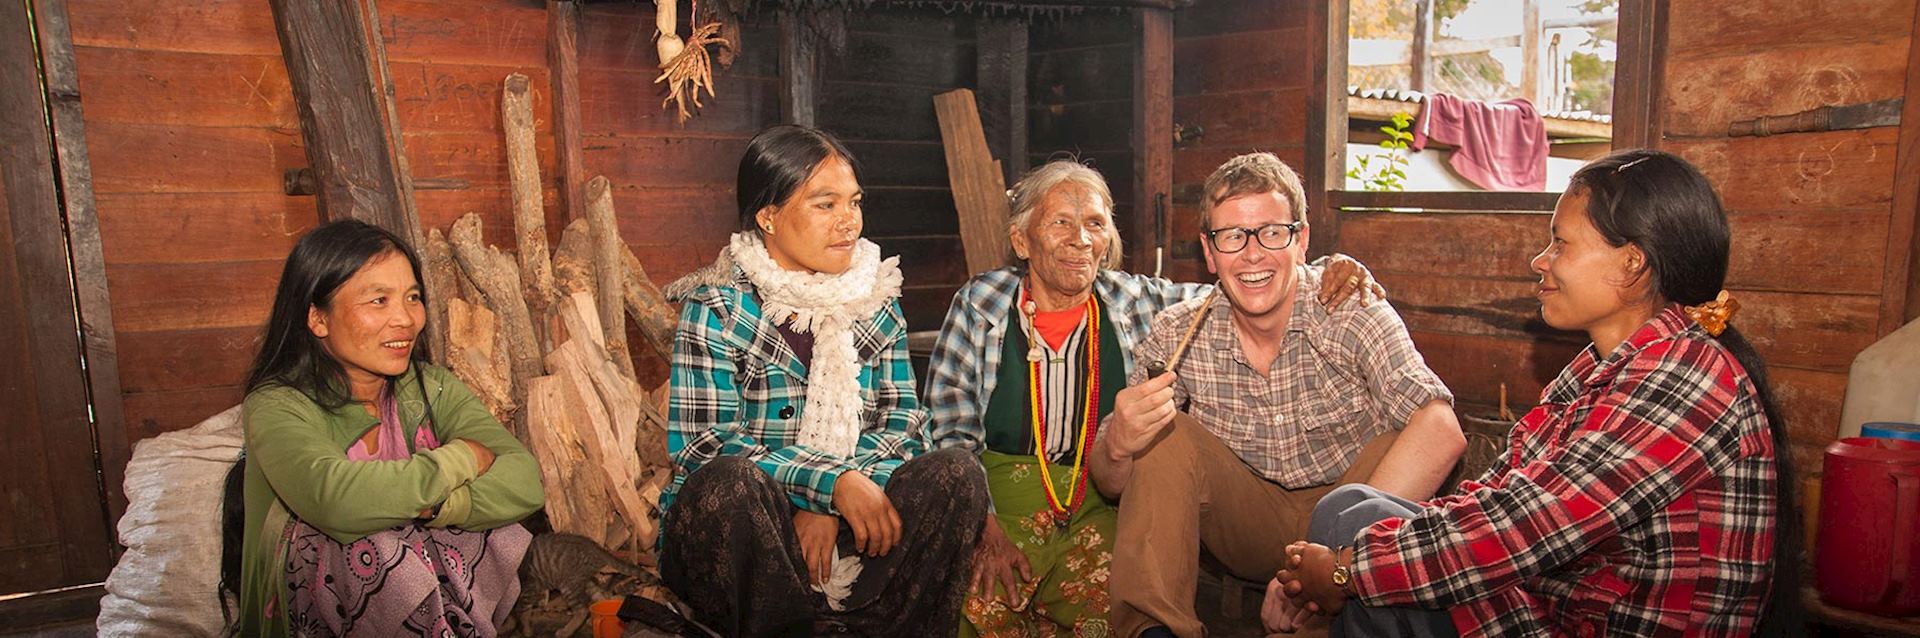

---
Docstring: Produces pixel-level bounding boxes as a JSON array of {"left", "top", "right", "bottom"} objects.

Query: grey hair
[{"left": 1004, "top": 160, "right": 1125, "bottom": 269}]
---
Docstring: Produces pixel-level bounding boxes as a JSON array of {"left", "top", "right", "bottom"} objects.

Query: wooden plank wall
[
  {"left": 66, "top": 0, "right": 783, "bottom": 441},
  {"left": 70, "top": 0, "right": 316, "bottom": 441},
  {"left": 818, "top": 9, "right": 975, "bottom": 328},
  {"left": 1164, "top": 0, "right": 1311, "bottom": 282},
  {"left": 1661, "top": 0, "right": 1917, "bottom": 470},
  {"left": 577, "top": 4, "right": 781, "bottom": 380},
  {"left": 1029, "top": 11, "right": 1138, "bottom": 269}
]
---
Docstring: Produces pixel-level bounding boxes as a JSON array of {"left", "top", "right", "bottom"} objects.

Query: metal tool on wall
[
  {"left": 1153, "top": 192, "right": 1168, "bottom": 279},
  {"left": 1728, "top": 98, "right": 1902, "bottom": 137}
]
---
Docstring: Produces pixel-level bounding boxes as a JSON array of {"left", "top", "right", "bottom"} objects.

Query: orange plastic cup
[{"left": 589, "top": 598, "right": 625, "bottom": 638}]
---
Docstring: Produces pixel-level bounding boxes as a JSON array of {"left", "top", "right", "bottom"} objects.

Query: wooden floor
[{"left": 0, "top": 622, "right": 91, "bottom": 638}]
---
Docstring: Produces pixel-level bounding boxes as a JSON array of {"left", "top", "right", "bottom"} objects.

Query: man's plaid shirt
[
  {"left": 1127, "top": 264, "right": 1453, "bottom": 488},
  {"left": 662, "top": 267, "right": 926, "bottom": 515},
  {"left": 924, "top": 267, "right": 1211, "bottom": 453},
  {"left": 1348, "top": 306, "right": 1780, "bottom": 637}
]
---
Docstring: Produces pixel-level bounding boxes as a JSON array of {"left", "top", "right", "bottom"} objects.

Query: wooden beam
[
  {"left": 0, "top": 0, "right": 115, "bottom": 590},
  {"left": 548, "top": 0, "right": 588, "bottom": 222},
  {"left": 1351, "top": 35, "right": 1520, "bottom": 65},
  {"left": 359, "top": 0, "right": 437, "bottom": 362},
  {"left": 1410, "top": 0, "right": 1433, "bottom": 92},
  {"left": 1890, "top": 0, "right": 1920, "bottom": 329},
  {"left": 359, "top": 0, "right": 420, "bottom": 240},
  {"left": 779, "top": 12, "right": 819, "bottom": 127},
  {"left": 1610, "top": 0, "right": 1666, "bottom": 150},
  {"left": 934, "top": 89, "right": 1013, "bottom": 277},
  {"left": 1307, "top": 0, "right": 1351, "bottom": 258},
  {"left": 267, "top": 0, "right": 424, "bottom": 249},
  {"left": 977, "top": 17, "right": 1029, "bottom": 186},
  {"left": 30, "top": 0, "right": 129, "bottom": 527},
  {"left": 872, "top": 0, "right": 1176, "bottom": 8},
  {"left": 0, "top": 584, "right": 103, "bottom": 629},
  {"left": 1133, "top": 8, "right": 1172, "bottom": 273},
  {"left": 1521, "top": 0, "right": 1541, "bottom": 105},
  {"left": 1330, "top": 190, "right": 1561, "bottom": 212}
]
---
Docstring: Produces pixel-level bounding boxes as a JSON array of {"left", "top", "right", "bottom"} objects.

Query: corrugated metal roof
[{"left": 1347, "top": 86, "right": 1613, "bottom": 125}]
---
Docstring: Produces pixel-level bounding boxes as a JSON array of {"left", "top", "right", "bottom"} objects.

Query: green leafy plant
[{"left": 1348, "top": 110, "right": 1414, "bottom": 192}]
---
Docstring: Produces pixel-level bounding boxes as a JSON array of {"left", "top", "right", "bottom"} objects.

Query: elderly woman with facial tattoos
[
  {"left": 657, "top": 125, "right": 987, "bottom": 637},
  {"left": 925, "top": 160, "right": 1383, "bottom": 637}
]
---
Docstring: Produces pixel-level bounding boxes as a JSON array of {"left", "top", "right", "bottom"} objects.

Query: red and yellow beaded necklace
[{"left": 1019, "top": 280, "right": 1101, "bottom": 528}]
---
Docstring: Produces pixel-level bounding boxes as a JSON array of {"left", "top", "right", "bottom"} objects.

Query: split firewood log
[
  {"left": 524, "top": 374, "right": 623, "bottom": 548},
  {"left": 549, "top": 349, "right": 651, "bottom": 548},
  {"left": 446, "top": 297, "right": 516, "bottom": 424},
  {"left": 448, "top": 213, "right": 544, "bottom": 437},
  {"left": 585, "top": 177, "right": 636, "bottom": 377},
  {"left": 636, "top": 381, "right": 672, "bottom": 471},
  {"left": 551, "top": 217, "right": 597, "bottom": 299},
  {"left": 423, "top": 230, "right": 457, "bottom": 365},
  {"left": 503, "top": 73, "right": 559, "bottom": 353},
  {"left": 621, "top": 246, "right": 678, "bottom": 361}
]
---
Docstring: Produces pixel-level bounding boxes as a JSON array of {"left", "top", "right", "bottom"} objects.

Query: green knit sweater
[{"left": 238, "top": 364, "right": 542, "bottom": 636}]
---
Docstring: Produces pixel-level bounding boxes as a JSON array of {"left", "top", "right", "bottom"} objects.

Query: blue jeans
[{"left": 1306, "top": 484, "right": 1459, "bottom": 638}]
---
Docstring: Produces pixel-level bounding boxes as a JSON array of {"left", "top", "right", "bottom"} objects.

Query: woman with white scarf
[{"left": 658, "top": 125, "right": 988, "bottom": 637}]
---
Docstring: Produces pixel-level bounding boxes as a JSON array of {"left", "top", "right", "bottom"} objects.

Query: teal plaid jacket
[{"left": 662, "top": 266, "right": 927, "bottom": 515}]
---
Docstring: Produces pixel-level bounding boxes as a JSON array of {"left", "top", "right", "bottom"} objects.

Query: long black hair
[
  {"left": 1568, "top": 149, "right": 1803, "bottom": 636},
  {"left": 735, "top": 124, "right": 862, "bottom": 230},
  {"left": 244, "top": 219, "right": 432, "bottom": 408}
]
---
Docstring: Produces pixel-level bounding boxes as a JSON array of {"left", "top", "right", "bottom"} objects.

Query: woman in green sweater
[{"left": 238, "top": 220, "right": 543, "bottom": 636}]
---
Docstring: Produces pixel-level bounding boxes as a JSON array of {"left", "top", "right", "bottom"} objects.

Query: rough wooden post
[
  {"left": 29, "top": 0, "right": 131, "bottom": 523},
  {"left": 1411, "top": 0, "right": 1433, "bottom": 92},
  {"left": 977, "top": 17, "right": 1029, "bottom": 185},
  {"left": 1132, "top": 9, "right": 1173, "bottom": 272},
  {"left": 267, "top": 0, "right": 423, "bottom": 250},
  {"left": 1304, "top": 0, "right": 1349, "bottom": 259},
  {"left": 547, "top": 0, "right": 588, "bottom": 222},
  {"left": 1521, "top": 0, "right": 1541, "bottom": 105},
  {"left": 779, "top": 12, "right": 819, "bottom": 127}
]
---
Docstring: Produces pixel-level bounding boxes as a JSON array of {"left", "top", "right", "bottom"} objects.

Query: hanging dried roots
[{"left": 655, "top": 22, "right": 727, "bottom": 124}]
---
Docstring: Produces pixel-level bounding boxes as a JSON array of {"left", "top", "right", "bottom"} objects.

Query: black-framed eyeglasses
[{"left": 1204, "top": 221, "right": 1305, "bottom": 253}]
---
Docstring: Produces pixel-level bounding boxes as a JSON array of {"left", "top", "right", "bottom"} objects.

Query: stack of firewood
[{"left": 426, "top": 73, "right": 680, "bottom": 558}]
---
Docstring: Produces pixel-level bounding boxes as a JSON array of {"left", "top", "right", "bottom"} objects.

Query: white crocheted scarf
[{"left": 728, "top": 232, "right": 903, "bottom": 458}]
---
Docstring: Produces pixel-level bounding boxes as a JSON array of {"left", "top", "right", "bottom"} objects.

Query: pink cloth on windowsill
[{"left": 1412, "top": 94, "right": 1549, "bottom": 191}]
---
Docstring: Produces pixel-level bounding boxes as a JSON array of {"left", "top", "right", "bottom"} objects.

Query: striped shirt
[{"left": 1029, "top": 314, "right": 1089, "bottom": 462}]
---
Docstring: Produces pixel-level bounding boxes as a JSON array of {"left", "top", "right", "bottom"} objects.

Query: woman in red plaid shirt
[{"left": 1269, "top": 149, "right": 1803, "bottom": 637}]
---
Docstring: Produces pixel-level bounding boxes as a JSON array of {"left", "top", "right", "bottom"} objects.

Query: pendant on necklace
[{"left": 1050, "top": 508, "right": 1072, "bottom": 528}]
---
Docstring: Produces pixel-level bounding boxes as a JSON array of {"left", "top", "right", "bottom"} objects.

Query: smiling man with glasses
[{"left": 1090, "top": 152, "right": 1467, "bottom": 638}]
